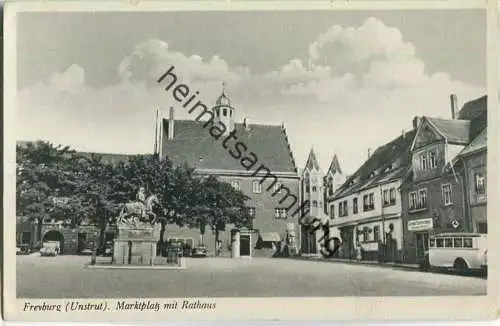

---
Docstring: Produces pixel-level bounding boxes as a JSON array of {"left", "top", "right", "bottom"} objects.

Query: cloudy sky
[{"left": 16, "top": 10, "right": 486, "bottom": 174}]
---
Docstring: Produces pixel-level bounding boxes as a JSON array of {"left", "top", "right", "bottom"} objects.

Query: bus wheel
[{"left": 454, "top": 258, "right": 469, "bottom": 275}]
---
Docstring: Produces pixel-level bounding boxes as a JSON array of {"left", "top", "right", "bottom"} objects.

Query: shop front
[
  {"left": 404, "top": 217, "right": 434, "bottom": 264},
  {"left": 339, "top": 226, "right": 355, "bottom": 259}
]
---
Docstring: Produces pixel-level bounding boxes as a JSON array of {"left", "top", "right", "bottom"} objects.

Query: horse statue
[{"left": 116, "top": 194, "right": 160, "bottom": 227}]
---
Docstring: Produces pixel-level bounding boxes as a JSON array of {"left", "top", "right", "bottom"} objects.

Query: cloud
[
  {"left": 118, "top": 39, "right": 242, "bottom": 86},
  {"left": 17, "top": 18, "right": 485, "bottom": 174},
  {"left": 308, "top": 17, "right": 416, "bottom": 75}
]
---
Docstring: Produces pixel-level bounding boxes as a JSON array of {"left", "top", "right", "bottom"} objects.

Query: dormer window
[
  {"left": 419, "top": 149, "right": 438, "bottom": 170},
  {"left": 223, "top": 108, "right": 227, "bottom": 116},
  {"left": 369, "top": 172, "right": 376, "bottom": 178}
]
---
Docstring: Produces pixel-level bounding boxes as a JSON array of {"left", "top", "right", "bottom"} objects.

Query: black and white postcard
[{"left": 3, "top": 0, "right": 499, "bottom": 322}]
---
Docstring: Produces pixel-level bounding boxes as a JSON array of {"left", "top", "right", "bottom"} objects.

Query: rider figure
[{"left": 136, "top": 187, "right": 147, "bottom": 220}]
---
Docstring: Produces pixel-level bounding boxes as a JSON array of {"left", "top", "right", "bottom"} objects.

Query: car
[
  {"left": 192, "top": 245, "right": 208, "bottom": 258},
  {"left": 97, "top": 241, "right": 114, "bottom": 257},
  {"left": 16, "top": 244, "right": 31, "bottom": 255},
  {"left": 40, "top": 241, "right": 60, "bottom": 257}
]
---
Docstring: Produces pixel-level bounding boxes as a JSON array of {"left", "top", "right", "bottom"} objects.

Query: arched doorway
[{"left": 42, "top": 230, "right": 64, "bottom": 254}]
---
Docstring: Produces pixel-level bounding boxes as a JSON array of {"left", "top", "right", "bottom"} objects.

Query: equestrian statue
[{"left": 116, "top": 187, "right": 160, "bottom": 227}]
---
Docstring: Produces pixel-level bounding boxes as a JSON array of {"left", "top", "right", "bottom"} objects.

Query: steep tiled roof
[
  {"left": 458, "top": 128, "right": 487, "bottom": 157},
  {"left": 161, "top": 119, "right": 297, "bottom": 173},
  {"left": 457, "top": 95, "right": 487, "bottom": 141},
  {"left": 327, "top": 154, "right": 342, "bottom": 175},
  {"left": 76, "top": 152, "right": 150, "bottom": 165},
  {"left": 16, "top": 140, "right": 147, "bottom": 164},
  {"left": 426, "top": 117, "right": 471, "bottom": 144},
  {"left": 333, "top": 129, "right": 416, "bottom": 199},
  {"left": 458, "top": 95, "right": 487, "bottom": 121},
  {"left": 305, "top": 148, "right": 321, "bottom": 172}
]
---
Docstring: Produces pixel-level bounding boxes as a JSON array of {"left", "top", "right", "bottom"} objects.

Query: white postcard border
[{"left": 3, "top": 0, "right": 499, "bottom": 321}]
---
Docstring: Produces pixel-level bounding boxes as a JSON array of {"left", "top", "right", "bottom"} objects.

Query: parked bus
[{"left": 425, "top": 233, "right": 487, "bottom": 274}]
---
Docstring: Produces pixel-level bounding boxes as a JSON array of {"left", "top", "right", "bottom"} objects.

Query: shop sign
[{"left": 408, "top": 218, "right": 433, "bottom": 232}]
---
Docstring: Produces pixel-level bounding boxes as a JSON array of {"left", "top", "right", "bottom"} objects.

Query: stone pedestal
[{"left": 113, "top": 224, "right": 157, "bottom": 265}]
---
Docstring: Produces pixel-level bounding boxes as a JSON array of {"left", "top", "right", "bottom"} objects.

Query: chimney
[
  {"left": 402, "top": 129, "right": 406, "bottom": 139},
  {"left": 450, "top": 94, "right": 458, "bottom": 119},
  {"left": 368, "top": 148, "right": 372, "bottom": 159},
  {"left": 412, "top": 116, "right": 421, "bottom": 130},
  {"left": 168, "top": 107, "right": 175, "bottom": 139},
  {"left": 243, "top": 117, "right": 250, "bottom": 131}
]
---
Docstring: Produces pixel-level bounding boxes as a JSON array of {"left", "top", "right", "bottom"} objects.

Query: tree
[
  {"left": 116, "top": 156, "right": 200, "bottom": 254},
  {"left": 16, "top": 141, "right": 80, "bottom": 242},
  {"left": 192, "top": 175, "right": 251, "bottom": 254},
  {"left": 70, "top": 153, "right": 121, "bottom": 246}
]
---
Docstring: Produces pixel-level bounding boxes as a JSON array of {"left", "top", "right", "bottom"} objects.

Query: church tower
[
  {"left": 324, "top": 154, "right": 347, "bottom": 218},
  {"left": 212, "top": 82, "right": 235, "bottom": 135},
  {"left": 300, "top": 148, "right": 326, "bottom": 255}
]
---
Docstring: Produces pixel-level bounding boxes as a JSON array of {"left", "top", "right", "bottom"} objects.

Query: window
[
  {"left": 245, "top": 207, "right": 255, "bottom": 218},
  {"left": 429, "top": 239, "right": 436, "bottom": 248},
  {"left": 330, "top": 205, "right": 335, "bottom": 218},
  {"left": 442, "top": 184, "right": 452, "bottom": 205},
  {"left": 312, "top": 186, "right": 317, "bottom": 192},
  {"left": 363, "top": 193, "right": 375, "bottom": 211},
  {"left": 475, "top": 173, "right": 485, "bottom": 194},
  {"left": 312, "top": 200, "right": 318, "bottom": 208},
  {"left": 338, "top": 201, "right": 348, "bottom": 217},
  {"left": 419, "top": 150, "right": 438, "bottom": 170},
  {"left": 353, "top": 198, "right": 358, "bottom": 214},
  {"left": 478, "top": 222, "right": 487, "bottom": 234},
  {"left": 420, "top": 152, "right": 428, "bottom": 170},
  {"left": 362, "top": 228, "right": 369, "bottom": 242},
  {"left": 305, "top": 181, "right": 310, "bottom": 193},
  {"left": 223, "top": 108, "right": 227, "bottom": 116},
  {"left": 419, "top": 189, "right": 427, "bottom": 208},
  {"left": 436, "top": 239, "right": 444, "bottom": 248},
  {"left": 409, "top": 192, "right": 418, "bottom": 210},
  {"left": 252, "top": 181, "right": 262, "bottom": 193},
  {"left": 463, "top": 238, "right": 473, "bottom": 248},
  {"left": 410, "top": 189, "right": 427, "bottom": 210},
  {"left": 274, "top": 208, "right": 287, "bottom": 219},
  {"left": 383, "top": 190, "right": 390, "bottom": 206},
  {"left": 328, "top": 178, "right": 334, "bottom": 196},
  {"left": 444, "top": 238, "right": 453, "bottom": 248},
  {"left": 374, "top": 226, "right": 380, "bottom": 242},
  {"left": 453, "top": 238, "right": 463, "bottom": 248},
  {"left": 428, "top": 151, "right": 437, "bottom": 169},
  {"left": 383, "top": 188, "right": 396, "bottom": 207},
  {"left": 231, "top": 180, "right": 240, "bottom": 190},
  {"left": 389, "top": 188, "right": 396, "bottom": 205}
]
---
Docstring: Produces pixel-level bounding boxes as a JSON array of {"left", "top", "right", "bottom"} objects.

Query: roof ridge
[
  {"left": 162, "top": 118, "right": 283, "bottom": 128},
  {"left": 281, "top": 124, "right": 299, "bottom": 174}
]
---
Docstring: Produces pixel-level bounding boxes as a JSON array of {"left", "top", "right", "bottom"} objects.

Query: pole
[
  {"left": 153, "top": 108, "right": 159, "bottom": 155},
  {"left": 380, "top": 184, "right": 386, "bottom": 262}
]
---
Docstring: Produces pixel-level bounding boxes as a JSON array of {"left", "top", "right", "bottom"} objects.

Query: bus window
[
  {"left": 444, "top": 238, "right": 452, "bottom": 248},
  {"left": 429, "top": 239, "right": 436, "bottom": 248},
  {"left": 436, "top": 239, "right": 444, "bottom": 248},
  {"left": 453, "top": 238, "right": 463, "bottom": 248},
  {"left": 464, "top": 238, "right": 473, "bottom": 248}
]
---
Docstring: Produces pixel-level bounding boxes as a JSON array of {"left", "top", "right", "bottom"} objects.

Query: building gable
[
  {"left": 304, "top": 148, "right": 321, "bottom": 173},
  {"left": 411, "top": 119, "right": 444, "bottom": 151}
]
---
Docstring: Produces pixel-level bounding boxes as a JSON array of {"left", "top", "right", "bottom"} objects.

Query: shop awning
[{"left": 260, "top": 232, "right": 281, "bottom": 242}]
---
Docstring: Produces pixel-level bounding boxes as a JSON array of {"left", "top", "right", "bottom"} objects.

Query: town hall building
[{"left": 159, "top": 87, "right": 301, "bottom": 257}]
